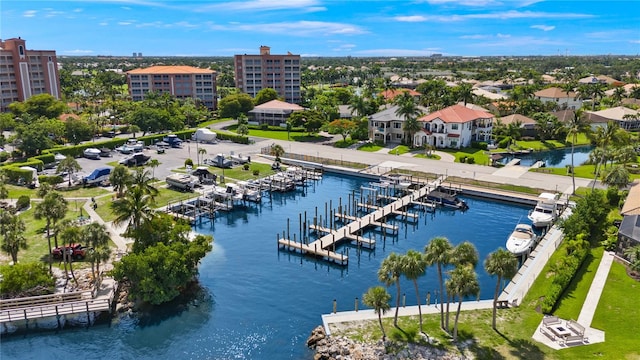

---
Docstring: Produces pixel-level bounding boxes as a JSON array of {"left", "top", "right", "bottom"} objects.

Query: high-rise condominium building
[
  {"left": 126, "top": 65, "right": 217, "bottom": 110},
  {"left": 0, "top": 37, "right": 61, "bottom": 112},
  {"left": 234, "top": 46, "right": 301, "bottom": 104}
]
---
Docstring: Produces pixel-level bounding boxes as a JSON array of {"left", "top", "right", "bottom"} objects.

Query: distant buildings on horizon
[{"left": 0, "top": 37, "right": 61, "bottom": 112}]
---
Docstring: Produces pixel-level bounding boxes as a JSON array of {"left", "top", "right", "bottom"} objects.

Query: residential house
[
  {"left": 414, "top": 104, "right": 494, "bottom": 149},
  {"left": 534, "top": 87, "right": 582, "bottom": 110},
  {"left": 338, "top": 104, "right": 356, "bottom": 119},
  {"left": 368, "top": 104, "right": 429, "bottom": 144},
  {"left": 617, "top": 179, "right": 640, "bottom": 261},
  {"left": 579, "top": 75, "right": 624, "bottom": 87},
  {"left": 498, "top": 114, "right": 537, "bottom": 138},
  {"left": 248, "top": 99, "right": 304, "bottom": 126},
  {"left": 586, "top": 106, "right": 640, "bottom": 130},
  {"left": 377, "top": 89, "right": 421, "bottom": 103},
  {"left": 552, "top": 109, "right": 609, "bottom": 130}
]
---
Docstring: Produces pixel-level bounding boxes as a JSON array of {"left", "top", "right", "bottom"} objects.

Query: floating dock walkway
[{"left": 278, "top": 176, "right": 445, "bottom": 265}]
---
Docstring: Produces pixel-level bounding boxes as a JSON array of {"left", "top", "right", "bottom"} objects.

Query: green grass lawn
[
  {"left": 387, "top": 145, "right": 411, "bottom": 155},
  {"left": 333, "top": 245, "right": 639, "bottom": 359},
  {"left": 6, "top": 184, "right": 107, "bottom": 199},
  {"left": 357, "top": 143, "right": 384, "bottom": 152},
  {"left": 440, "top": 147, "right": 490, "bottom": 165},
  {"left": 414, "top": 153, "right": 441, "bottom": 160}
]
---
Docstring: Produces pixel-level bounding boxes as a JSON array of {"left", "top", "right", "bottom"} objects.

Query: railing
[
  {"left": 0, "top": 291, "right": 111, "bottom": 324},
  {"left": 0, "top": 291, "right": 91, "bottom": 310}
]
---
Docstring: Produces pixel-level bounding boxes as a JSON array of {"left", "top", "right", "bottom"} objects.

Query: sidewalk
[{"left": 82, "top": 199, "right": 130, "bottom": 252}]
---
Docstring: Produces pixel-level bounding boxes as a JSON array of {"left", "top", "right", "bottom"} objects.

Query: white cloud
[
  {"left": 395, "top": 15, "right": 427, "bottom": 22},
  {"left": 393, "top": 10, "right": 593, "bottom": 23},
  {"left": 531, "top": 24, "right": 555, "bottom": 31},
  {"left": 99, "top": 22, "right": 109, "bottom": 26},
  {"left": 631, "top": 40, "right": 640, "bottom": 44},
  {"left": 210, "top": 21, "right": 367, "bottom": 36},
  {"left": 118, "top": 21, "right": 135, "bottom": 25},
  {"left": 197, "top": 0, "right": 326, "bottom": 13},
  {"left": 354, "top": 48, "right": 445, "bottom": 56},
  {"left": 460, "top": 34, "right": 489, "bottom": 39},
  {"left": 73, "top": 8, "right": 83, "bottom": 13},
  {"left": 23, "top": 10, "right": 37, "bottom": 17},
  {"left": 423, "top": 0, "right": 500, "bottom": 6},
  {"left": 62, "top": 49, "right": 94, "bottom": 55},
  {"left": 496, "top": 33, "right": 511, "bottom": 38}
]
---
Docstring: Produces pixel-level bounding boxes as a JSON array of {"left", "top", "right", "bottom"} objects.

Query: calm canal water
[
  {"left": 1, "top": 173, "right": 532, "bottom": 360},
  {"left": 500, "top": 145, "right": 593, "bottom": 167}
]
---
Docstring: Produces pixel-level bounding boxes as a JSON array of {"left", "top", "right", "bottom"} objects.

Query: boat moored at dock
[
  {"left": 506, "top": 223, "right": 537, "bottom": 256},
  {"left": 528, "top": 192, "right": 559, "bottom": 228}
]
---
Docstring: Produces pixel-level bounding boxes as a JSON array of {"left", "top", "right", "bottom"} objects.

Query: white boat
[
  {"left": 527, "top": 193, "right": 559, "bottom": 228},
  {"left": 237, "top": 181, "right": 262, "bottom": 203},
  {"left": 83, "top": 148, "right": 101, "bottom": 159},
  {"left": 506, "top": 224, "right": 537, "bottom": 256},
  {"left": 166, "top": 173, "right": 197, "bottom": 191}
]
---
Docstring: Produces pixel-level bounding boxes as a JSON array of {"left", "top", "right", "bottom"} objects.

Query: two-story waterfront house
[
  {"left": 414, "top": 104, "right": 493, "bottom": 149},
  {"left": 368, "top": 104, "right": 429, "bottom": 144}
]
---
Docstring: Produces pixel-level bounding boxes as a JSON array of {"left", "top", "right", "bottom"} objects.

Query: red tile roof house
[
  {"left": 534, "top": 87, "right": 582, "bottom": 110},
  {"left": 415, "top": 104, "right": 494, "bottom": 149},
  {"left": 378, "top": 89, "right": 421, "bottom": 102}
]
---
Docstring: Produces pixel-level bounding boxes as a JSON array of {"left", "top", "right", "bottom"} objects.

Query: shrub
[
  {"left": 471, "top": 141, "right": 488, "bottom": 150},
  {"left": 243, "top": 164, "right": 250, "bottom": 171},
  {"left": 541, "top": 244, "right": 589, "bottom": 313},
  {"left": 252, "top": 169, "right": 260, "bottom": 176},
  {"left": 498, "top": 137, "right": 511, "bottom": 149},
  {"left": 0, "top": 152, "right": 9, "bottom": 163},
  {"left": 38, "top": 175, "right": 64, "bottom": 185},
  {"left": 0, "top": 263, "right": 55, "bottom": 298},
  {"left": 606, "top": 187, "right": 621, "bottom": 207},
  {"left": 16, "top": 195, "right": 30, "bottom": 211},
  {"left": 459, "top": 156, "right": 467, "bottom": 163},
  {"left": 466, "top": 157, "right": 475, "bottom": 164},
  {"left": 184, "top": 159, "right": 194, "bottom": 167}
]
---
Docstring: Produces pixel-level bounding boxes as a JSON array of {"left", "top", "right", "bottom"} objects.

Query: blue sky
[{"left": 2, "top": 1, "right": 639, "bottom": 57}]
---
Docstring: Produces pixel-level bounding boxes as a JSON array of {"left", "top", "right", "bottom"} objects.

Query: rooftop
[
  {"left": 419, "top": 104, "right": 493, "bottom": 124},
  {"left": 127, "top": 65, "right": 215, "bottom": 75}
]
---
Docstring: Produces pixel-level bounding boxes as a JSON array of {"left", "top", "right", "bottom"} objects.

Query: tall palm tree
[
  {"left": 110, "top": 165, "right": 131, "bottom": 198},
  {"left": 130, "top": 168, "right": 158, "bottom": 199},
  {"left": 34, "top": 192, "right": 68, "bottom": 273},
  {"left": 56, "top": 155, "right": 82, "bottom": 187},
  {"left": 270, "top": 144, "right": 285, "bottom": 162},
  {"left": 446, "top": 265, "right": 480, "bottom": 342},
  {"left": 394, "top": 92, "right": 422, "bottom": 147},
  {"left": 402, "top": 250, "right": 427, "bottom": 333},
  {"left": 601, "top": 165, "right": 630, "bottom": 189},
  {"left": 455, "top": 82, "right": 475, "bottom": 106},
  {"left": 198, "top": 148, "right": 207, "bottom": 166},
  {"left": 424, "top": 236, "right": 452, "bottom": 331},
  {"left": 362, "top": 286, "right": 392, "bottom": 341},
  {"left": 484, "top": 248, "right": 518, "bottom": 330},
  {"left": 564, "top": 109, "right": 591, "bottom": 194},
  {"left": 445, "top": 241, "right": 478, "bottom": 330},
  {"left": 81, "top": 222, "right": 112, "bottom": 283},
  {"left": 591, "top": 121, "right": 623, "bottom": 189},
  {"left": 147, "top": 159, "right": 160, "bottom": 180},
  {"left": 60, "top": 221, "right": 81, "bottom": 284},
  {"left": 377, "top": 252, "right": 403, "bottom": 328},
  {"left": 111, "top": 186, "right": 156, "bottom": 239}
]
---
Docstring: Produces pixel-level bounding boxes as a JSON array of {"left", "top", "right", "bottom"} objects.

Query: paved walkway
[{"left": 82, "top": 197, "right": 130, "bottom": 253}]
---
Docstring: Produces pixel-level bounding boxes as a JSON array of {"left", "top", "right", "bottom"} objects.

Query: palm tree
[
  {"left": 110, "top": 165, "right": 131, "bottom": 198},
  {"left": 377, "top": 252, "right": 403, "bottom": 328},
  {"left": 611, "top": 87, "right": 626, "bottom": 105},
  {"left": 111, "top": 186, "right": 156, "bottom": 239},
  {"left": 484, "top": 248, "right": 518, "bottom": 330},
  {"left": 270, "top": 144, "right": 285, "bottom": 162},
  {"left": 81, "top": 222, "right": 111, "bottom": 283},
  {"left": 424, "top": 236, "right": 452, "bottom": 331},
  {"left": 446, "top": 265, "right": 480, "bottom": 341},
  {"left": 34, "top": 192, "right": 68, "bottom": 273},
  {"left": 56, "top": 156, "right": 82, "bottom": 187},
  {"left": 591, "top": 121, "right": 623, "bottom": 189},
  {"left": 0, "top": 212, "right": 27, "bottom": 264},
  {"left": 198, "top": 148, "right": 207, "bottom": 166},
  {"left": 362, "top": 286, "right": 391, "bottom": 341},
  {"left": 59, "top": 221, "right": 81, "bottom": 284},
  {"left": 445, "top": 241, "right": 478, "bottom": 330},
  {"left": 394, "top": 92, "right": 423, "bottom": 147},
  {"left": 402, "top": 250, "right": 427, "bottom": 333},
  {"left": 147, "top": 159, "right": 160, "bottom": 180},
  {"left": 588, "top": 83, "right": 606, "bottom": 110},
  {"left": 564, "top": 109, "right": 591, "bottom": 193},
  {"left": 130, "top": 168, "right": 158, "bottom": 199},
  {"left": 601, "top": 165, "right": 630, "bottom": 189},
  {"left": 455, "top": 82, "right": 474, "bottom": 106}
]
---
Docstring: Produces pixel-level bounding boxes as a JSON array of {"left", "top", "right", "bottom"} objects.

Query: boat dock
[{"left": 278, "top": 176, "right": 445, "bottom": 265}]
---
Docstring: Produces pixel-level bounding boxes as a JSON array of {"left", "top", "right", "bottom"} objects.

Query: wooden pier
[{"left": 278, "top": 176, "right": 445, "bottom": 265}]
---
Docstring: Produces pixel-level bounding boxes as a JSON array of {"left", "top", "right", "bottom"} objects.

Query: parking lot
[{"left": 65, "top": 137, "right": 273, "bottom": 183}]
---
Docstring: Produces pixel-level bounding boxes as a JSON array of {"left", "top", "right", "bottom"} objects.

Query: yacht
[
  {"left": 528, "top": 193, "right": 559, "bottom": 228},
  {"left": 506, "top": 224, "right": 537, "bottom": 256}
]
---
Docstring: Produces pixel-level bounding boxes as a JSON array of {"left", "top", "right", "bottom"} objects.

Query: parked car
[
  {"left": 51, "top": 243, "right": 88, "bottom": 260},
  {"left": 119, "top": 153, "right": 151, "bottom": 167}
]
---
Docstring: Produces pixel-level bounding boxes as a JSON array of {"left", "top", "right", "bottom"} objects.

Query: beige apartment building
[
  {"left": 234, "top": 46, "right": 301, "bottom": 104},
  {"left": 0, "top": 37, "right": 61, "bottom": 112},
  {"left": 126, "top": 65, "right": 217, "bottom": 110}
]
